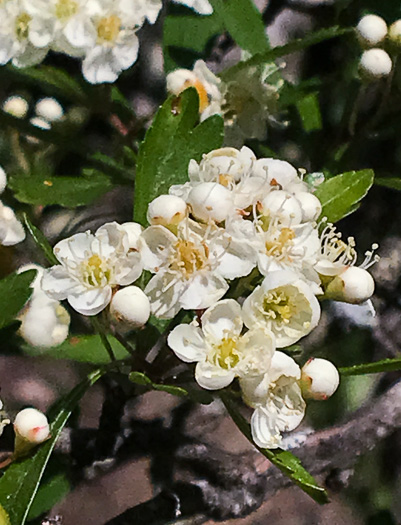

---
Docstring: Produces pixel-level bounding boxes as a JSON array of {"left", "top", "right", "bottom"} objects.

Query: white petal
[
  {"left": 41, "top": 266, "right": 80, "bottom": 301},
  {"left": 145, "top": 272, "right": 182, "bottom": 319},
  {"left": 195, "top": 361, "right": 235, "bottom": 390},
  {"left": 114, "top": 252, "right": 143, "bottom": 285},
  {"left": 111, "top": 37, "right": 139, "bottom": 71},
  {"left": 140, "top": 225, "right": 176, "bottom": 271},
  {"left": 270, "top": 351, "right": 301, "bottom": 382},
  {"left": 201, "top": 299, "right": 243, "bottom": 341},
  {"left": 82, "top": 46, "right": 119, "bottom": 84},
  {"left": 167, "top": 323, "right": 206, "bottom": 362},
  {"left": 251, "top": 406, "right": 282, "bottom": 449},
  {"left": 53, "top": 232, "right": 93, "bottom": 263},
  {"left": 179, "top": 272, "right": 228, "bottom": 310},
  {"left": 68, "top": 286, "right": 112, "bottom": 316}
]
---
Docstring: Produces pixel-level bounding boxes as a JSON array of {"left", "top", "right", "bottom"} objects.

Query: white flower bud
[
  {"left": 3, "top": 95, "right": 28, "bottom": 119},
  {"left": 356, "top": 14, "right": 388, "bottom": 47},
  {"left": 19, "top": 302, "right": 70, "bottom": 347},
  {"left": 388, "top": 20, "right": 401, "bottom": 47},
  {"left": 30, "top": 116, "right": 51, "bottom": 130},
  {"left": 110, "top": 286, "right": 150, "bottom": 329},
  {"left": 359, "top": 48, "right": 392, "bottom": 80},
  {"left": 14, "top": 408, "right": 50, "bottom": 444},
  {"left": 0, "top": 166, "right": 7, "bottom": 195},
  {"left": 295, "top": 191, "right": 322, "bottom": 222},
  {"left": 325, "top": 266, "right": 375, "bottom": 304},
  {"left": 188, "top": 182, "right": 233, "bottom": 223},
  {"left": 147, "top": 194, "right": 187, "bottom": 226},
  {"left": 260, "top": 190, "right": 303, "bottom": 226},
  {"left": 35, "top": 97, "right": 64, "bottom": 122},
  {"left": 301, "top": 358, "right": 340, "bottom": 400}
]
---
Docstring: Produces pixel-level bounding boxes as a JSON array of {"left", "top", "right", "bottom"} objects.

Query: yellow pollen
[
  {"left": 265, "top": 227, "right": 295, "bottom": 258},
  {"left": 97, "top": 15, "right": 121, "bottom": 43},
  {"left": 55, "top": 0, "right": 78, "bottom": 20},
  {"left": 81, "top": 254, "right": 110, "bottom": 287},
  {"left": 15, "top": 12, "right": 31, "bottom": 41},
  {"left": 218, "top": 174, "right": 234, "bottom": 187},
  {"left": 263, "top": 291, "right": 293, "bottom": 323},
  {"left": 170, "top": 239, "right": 207, "bottom": 278},
  {"left": 208, "top": 337, "right": 241, "bottom": 369},
  {"left": 183, "top": 79, "right": 209, "bottom": 113}
]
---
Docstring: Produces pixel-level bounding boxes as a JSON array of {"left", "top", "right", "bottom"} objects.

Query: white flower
[
  {"left": 301, "top": 358, "right": 340, "bottom": 400},
  {"left": 167, "top": 299, "right": 275, "bottom": 390},
  {"left": 242, "top": 270, "right": 321, "bottom": 347},
  {"left": 110, "top": 285, "right": 150, "bottom": 329},
  {"left": 35, "top": 97, "right": 64, "bottom": 122},
  {"left": 171, "top": 0, "right": 213, "bottom": 16},
  {"left": 324, "top": 266, "right": 375, "bottom": 304},
  {"left": 359, "top": 48, "right": 392, "bottom": 80},
  {"left": 147, "top": 194, "right": 187, "bottom": 227},
  {"left": 3, "top": 95, "right": 29, "bottom": 118},
  {"left": 0, "top": 201, "right": 26, "bottom": 246},
  {"left": 14, "top": 407, "right": 50, "bottom": 444},
  {"left": 42, "top": 222, "right": 143, "bottom": 316},
  {"left": 252, "top": 158, "right": 304, "bottom": 192},
  {"left": 140, "top": 219, "right": 256, "bottom": 318},
  {"left": 240, "top": 351, "right": 305, "bottom": 449},
  {"left": 356, "top": 14, "right": 387, "bottom": 47}
]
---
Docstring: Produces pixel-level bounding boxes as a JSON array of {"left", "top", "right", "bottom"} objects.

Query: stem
[
  {"left": 91, "top": 316, "right": 119, "bottom": 370},
  {"left": 10, "top": 130, "right": 29, "bottom": 172},
  {"left": 366, "top": 55, "right": 398, "bottom": 132},
  {"left": 348, "top": 83, "right": 366, "bottom": 137}
]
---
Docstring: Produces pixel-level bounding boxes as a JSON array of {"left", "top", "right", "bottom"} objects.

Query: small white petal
[{"left": 167, "top": 323, "right": 207, "bottom": 362}]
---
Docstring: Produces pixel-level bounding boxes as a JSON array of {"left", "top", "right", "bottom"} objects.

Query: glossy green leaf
[
  {"left": 0, "top": 369, "right": 103, "bottom": 525},
  {"left": 9, "top": 172, "right": 112, "bottom": 208},
  {"left": 134, "top": 88, "right": 224, "bottom": 225},
  {"left": 375, "top": 178, "right": 401, "bottom": 191},
  {"left": 23, "top": 214, "right": 58, "bottom": 266},
  {"left": 0, "top": 270, "right": 36, "bottom": 331},
  {"left": 314, "top": 169, "right": 374, "bottom": 223},
  {"left": 296, "top": 93, "right": 322, "bottom": 132},
  {"left": 221, "top": 393, "right": 328, "bottom": 505},
  {"left": 23, "top": 335, "right": 130, "bottom": 364},
  {"left": 340, "top": 358, "right": 401, "bottom": 376},
  {"left": 221, "top": 26, "right": 352, "bottom": 80},
  {"left": 27, "top": 473, "right": 70, "bottom": 520},
  {"left": 209, "top": 0, "right": 269, "bottom": 55}
]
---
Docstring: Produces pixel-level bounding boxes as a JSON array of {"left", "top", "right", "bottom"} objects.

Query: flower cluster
[
  {"left": 40, "top": 146, "right": 377, "bottom": 448},
  {"left": 167, "top": 60, "right": 283, "bottom": 145},
  {"left": 0, "top": 166, "right": 25, "bottom": 247}
]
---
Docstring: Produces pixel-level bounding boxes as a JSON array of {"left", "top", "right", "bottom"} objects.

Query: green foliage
[
  {"left": 296, "top": 93, "right": 323, "bottom": 132},
  {"left": 314, "top": 169, "right": 374, "bottom": 223},
  {"left": 9, "top": 171, "right": 112, "bottom": 208},
  {"left": 221, "top": 392, "right": 329, "bottom": 504},
  {"left": 27, "top": 472, "right": 70, "bottom": 520},
  {"left": 23, "top": 335, "right": 130, "bottom": 364},
  {"left": 0, "top": 505, "right": 10, "bottom": 525},
  {"left": 0, "top": 270, "right": 36, "bottom": 331},
  {"left": 23, "top": 214, "right": 59, "bottom": 266},
  {"left": 0, "top": 369, "right": 103, "bottom": 525},
  {"left": 134, "top": 88, "right": 224, "bottom": 225},
  {"left": 375, "top": 178, "right": 401, "bottom": 191},
  {"left": 209, "top": 0, "right": 269, "bottom": 55},
  {"left": 340, "top": 358, "right": 401, "bottom": 376}
]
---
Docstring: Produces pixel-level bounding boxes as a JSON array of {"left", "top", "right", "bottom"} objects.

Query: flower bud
[
  {"left": 13, "top": 408, "right": 50, "bottom": 457},
  {"left": 3, "top": 95, "right": 28, "bottom": 119},
  {"left": 325, "top": 266, "right": 375, "bottom": 304},
  {"left": 0, "top": 165, "right": 7, "bottom": 195},
  {"left": 356, "top": 14, "right": 387, "bottom": 47},
  {"left": 166, "top": 69, "right": 210, "bottom": 113},
  {"left": 35, "top": 97, "right": 64, "bottom": 122},
  {"left": 359, "top": 48, "right": 392, "bottom": 80},
  {"left": 295, "top": 191, "right": 322, "bottom": 222},
  {"left": 147, "top": 194, "right": 187, "bottom": 227},
  {"left": 301, "top": 358, "right": 340, "bottom": 400},
  {"left": 388, "top": 20, "right": 401, "bottom": 47},
  {"left": 260, "top": 190, "right": 303, "bottom": 226},
  {"left": 110, "top": 286, "right": 150, "bottom": 330},
  {"left": 188, "top": 182, "right": 233, "bottom": 223},
  {"left": 30, "top": 116, "right": 51, "bottom": 130}
]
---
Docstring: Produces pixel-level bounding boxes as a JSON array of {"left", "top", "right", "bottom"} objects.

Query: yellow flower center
[
  {"left": 263, "top": 290, "right": 293, "bottom": 324},
  {"left": 55, "top": 0, "right": 78, "bottom": 20},
  {"left": 15, "top": 12, "right": 31, "bottom": 41},
  {"left": 170, "top": 239, "right": 208, "bottom": 279},
  {"left": 265, "top": 227, "right": 295, "bottom": 259},
  {"left": 81, "top": 254, "right": 111, "bottom": 287},
  {"left": 208, "top": 337, "right": 241, "bottom": 369},
  {"left": 97, "top": 15, "right": 121, "bottom": 44},
  {"left": 218, "top": 174, "right": 235, "bottom": 187},
  {"left": 183, "top": 78, "right": 210, "bottom": 113}
]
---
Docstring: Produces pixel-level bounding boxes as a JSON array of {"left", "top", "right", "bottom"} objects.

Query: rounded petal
[
  {"left": 167, "top": 323, "right": 207, "bottom": 363},
  {"left": 179, "top": 272, "right": 228, "bottom": 310},
  {"left": 251, "top": 406, "right": 282, "bottom": 449},
  {"left": 82, "top": 46, "right": 118, "bottom": 84},
  {"left": 145, "top": 272, "right": 182, "bottom": 319},
  {"left": 68, "top": 286, "right": 112, "bottom": 316},
  {"left": 195, "top": 361, "right": 235, "bottom": 390},
  {"left": 270, "top": 351, "right": 301, "bottom": 382},
  {"left": 41, "top": 266, "right": 80, "bottom": 301},
  {"left": 53, "top": 232, "right": 93, "bottom": 263},
  {"left": 114, "top": 252, "right": 143, "bottom": 286},
  {"left": 140, "top": 225, "right": 176, "bottom": 272},
  {"left": 201, "top": 299, "right": 243, "bottom": 341}
]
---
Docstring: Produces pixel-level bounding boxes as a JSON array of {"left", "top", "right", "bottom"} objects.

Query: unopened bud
[
  {"left": 13, "top": 408, "right": 50, "bottom": 457},
  {"left": 188, "top": 182, "right": 233, "bottom": 223},
  {"left": 359, "top": 48, "right": 392, "bottom": 80},
  {"left": 301, "top": 358, "right": 340, "bottom": 400},
  {"left": 295, "top": 191, "right": 322, "bottom": 222},
  {"left": 388, "top": 20, "right": 401, "bottom": 47},
  {"left": 110, "top": 286, "right": 150, "bottom": 330},
  {"left": 35, "top": 97, "right": 64, "bottom": 122},
  {"left": 260, "top": 190, "right": 303, "bottom": 226},
  {"left": 325, "top": 266, "right": 375, "bottom": 304},
  {"left": 147, "top": 194, "right": 187, "bottom": 227},
  {"left": 356, "top": 14, "right": 388, "bottom": 47},
  {"left": 3, "top": 95, "right": 28, "bottom": 119}
]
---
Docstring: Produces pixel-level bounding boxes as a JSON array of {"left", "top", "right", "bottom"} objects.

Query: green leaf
[
  {"left": 27, "top": 473, "right": 70, "bottom": 520},
  {"left": 9, "top": 172, "right": 112, "bottom": 208},
  {"left": 23, "top": 214, "right": 59, "bottom": 266},
  {"left": 296, "top": 93, "right": 322, "bottom": 132},
  {"left": 0, "top": 270, "right": 36, "bottom": 331},
  {"left": 314, "top": 169, "right": 374, "bottom": 223},
  {"left": 340, "top": 358, "right": 401, "bottom": 376},
  {"left": 221, "top": 392, "right": 328, "bottom": 504},
  {"left": 134, "top": 88, "right": 224, "bottom": 225},
  {"left": 0, "top": 369, "right": 103, "bottom": 525},
  {"left": 23, "top": 335, "right": 130, "bottom": 364},
  {"left": 0, "top": 505, "right": 10, "bottom": 525},
  {"left": 209, "top": 0, "right": 269, "bottom": 55},
  {"left": 221, "top": 26, "right": 352, "bottom": 80},
  {"left": 375, "top": 178, "right": 401, "bottom": 191}
]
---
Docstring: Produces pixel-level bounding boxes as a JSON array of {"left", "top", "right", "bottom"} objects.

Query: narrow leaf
[
  {"left": 23, "top": 214, "right": 59, "bottom": 266},
  {"left": 340, "top": 358, "right": 401, "bottom": 376},
  {"left": 221, "top": 393, "right": 328, "bottom": 504},
  {"left": 296, "top": 93, "right": 322, "bottom": 132},
  {"left": 375, "top": 178, "right": 401, "bottom": 191},
  {"left": 209, "top": 0, "right": 269, "bottom": 55},
  {"left": 27, "top": 473, "right": 70, "bottom": 520},
  {"left": 0, "top": 270, "right": 36, "bottom": 331},
  {"left": 0, "top": 369, "right": 103, "bottom": 525},
  {"left": 314, "top": 169, "right": 374, "bottom": 223},
  {"left": 134, "top": 88, "right": 224, "bottom": 225}
]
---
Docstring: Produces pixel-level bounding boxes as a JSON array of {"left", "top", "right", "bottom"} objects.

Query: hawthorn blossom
[
  {"left": 242, "top": 270, "right": 321, "bottom": 347},
  {"left": 42, "top": 222, "right": 143, "bottom": 316},
  {"left": 140, "top": 219, "right": 256, "bottom": 318},
  {"left": 240, "top": 351, "right": 306, "bottom": 449},
  {"left": 167, "top": 299, "right": 275, "bottom": 389}
]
